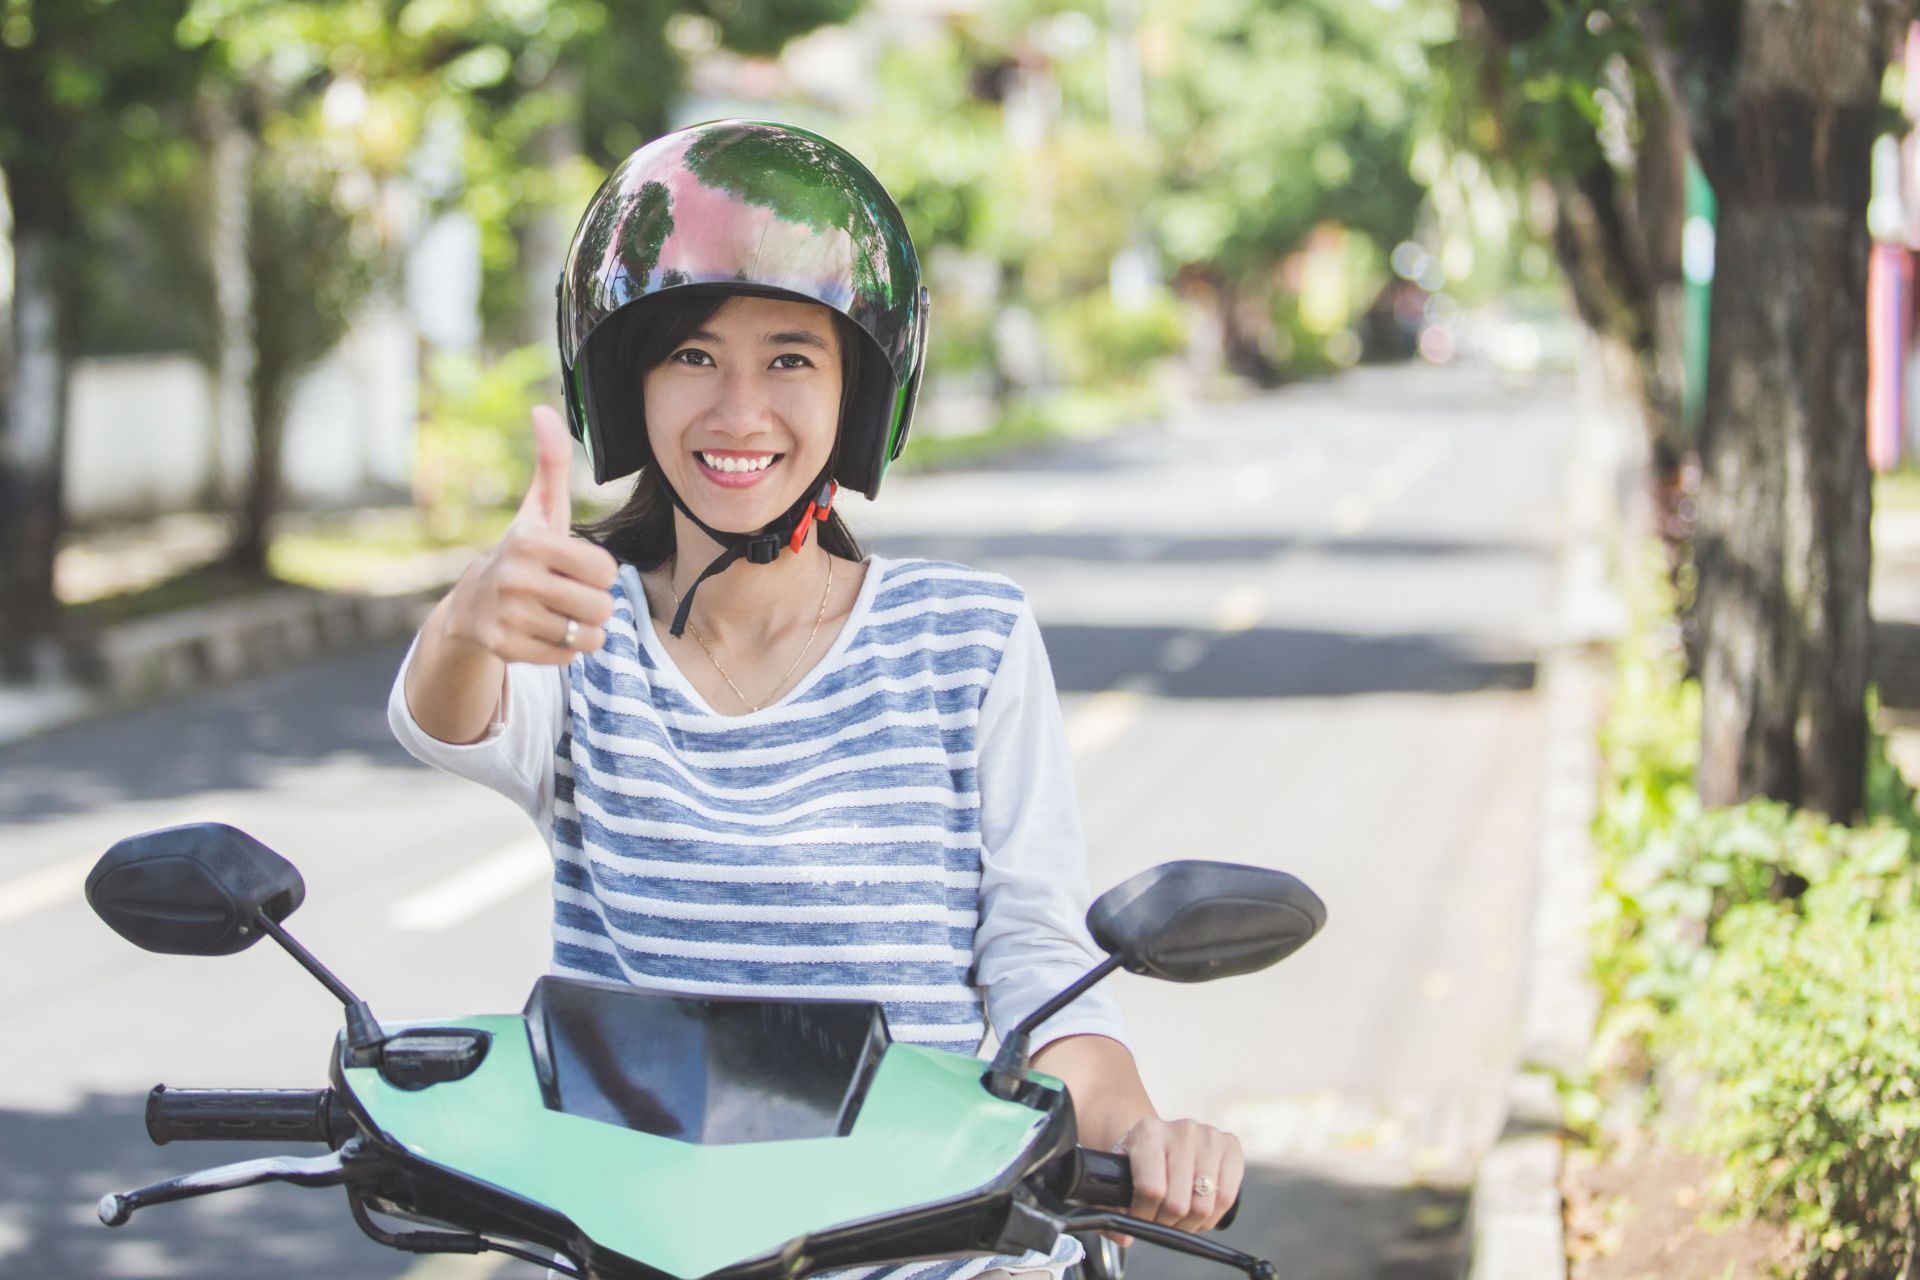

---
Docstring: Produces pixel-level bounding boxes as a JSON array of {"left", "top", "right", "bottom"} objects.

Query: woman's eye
[
  {"left": 670, "top": 348, "right": 712, "bottom": 366},
  {"left": 771, "top": 354, "right": 814, "bottom": 370}
]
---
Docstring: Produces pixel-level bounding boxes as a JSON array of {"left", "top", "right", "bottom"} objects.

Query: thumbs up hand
[
  {"left": 442, "top": 405, "right": 621, "bottom": 665},
  {"left": 518, "top": 402, "right": 579, "bottom": 535}
]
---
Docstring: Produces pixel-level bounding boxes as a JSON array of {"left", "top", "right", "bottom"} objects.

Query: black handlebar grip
[
  {"left": 1064, "top": 1148, "right": 1242, "bottom": 1230},
  {"left": 144, "top": 1086, "right": 352, "bottom": 1146}
]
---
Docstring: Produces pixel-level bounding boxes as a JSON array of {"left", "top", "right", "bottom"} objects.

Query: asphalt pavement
[{"left": 0, "top": 360, "right": 1575, "bottom": 1280}]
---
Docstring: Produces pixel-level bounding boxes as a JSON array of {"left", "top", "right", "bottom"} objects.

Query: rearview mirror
[
  {"left": 86, "top": 823, "right": 304, "bottom": 956},
  {"left": 1086, "top": 860, "right": 1325, "bottom": 983}
]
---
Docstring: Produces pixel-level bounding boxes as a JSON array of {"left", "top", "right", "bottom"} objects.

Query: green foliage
[
  {"left": 1670, "top": 863, "right": 1920, "bottom": 1278},
  {"left": 186, "top": 0, "right": 858, "bottom": 346},
  {"left": 1588, "top": 543, "right": 1920, "bottom": 1276},
  {"left": 75, "top": 134, "right": 218, "bottom": 361},
  {"left": 1148, "top": 0, "right": 1445, "bottom": 283},
  {"left": 415, "top": 344, "right": 554, "bottom": 540},
  {"left": 1430, "top": 1, "right": 1649, "bottom": 186},
  {"left": 1044, "top": 291, "right": 1186, "bottom": 388},
  {"left": 844, "top": 0, "right": 1450, "bottom": 395},
  {"left": 248, "top": 145, "right": 380, "bottom": 426},
  {"left": 0, "top": 0, "right": 209, "bottom": 200}
]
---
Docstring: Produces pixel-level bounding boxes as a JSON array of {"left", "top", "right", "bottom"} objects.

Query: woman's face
[{"left": 643, "top": 295, "right": 843, "bottom": 534}]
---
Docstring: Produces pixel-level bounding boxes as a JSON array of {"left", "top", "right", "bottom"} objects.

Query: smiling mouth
[{"left": 696, "top": 451, "right": 782, "bottom": 474}]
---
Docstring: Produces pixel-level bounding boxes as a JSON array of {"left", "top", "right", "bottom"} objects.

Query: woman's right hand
[{"left": 442, "top": 405, "right": 620, "bottom": 665}]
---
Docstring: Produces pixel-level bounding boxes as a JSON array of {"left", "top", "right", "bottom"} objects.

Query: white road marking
[
  {"left": 390, "top": 837, "right": 550, "bottom": 932},
  {"left": 1232, "top": 464, "right": 1275, "bottom": 505},
  {"left": 0, "top": 806, "right": 227, "bottom": 922},
  {"left": 1332, "top": 495, "right": 1371, "bottom": 536},
  {"left": 1027, "top": 488, "right": 1079, "bottom": 532},
  {"left": 1067, "top": 689, "right": 1144, "bottom": 758},
  {"left": 1212, "top": 585, "right": 1266, "bottom": 633},
  {"left": 1332, "top": 432, "right": 1448, "bottom": 537},
  {"left": 1367, "top": 431, "right": 1448, "bottom": 507},
  {"left": 0, "top": 854, "right": 99, "bottom": 923}
]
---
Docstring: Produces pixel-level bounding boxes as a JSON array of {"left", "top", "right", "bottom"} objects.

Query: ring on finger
[
  {"left": 1192, "top": 1174, "right": 1216, "bottom": 1198},
  {"left": 561, "top": 617, "right": 581, "bottom": 648}
]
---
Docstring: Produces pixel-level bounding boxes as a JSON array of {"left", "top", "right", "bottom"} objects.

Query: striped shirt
[{"left": 390, "top": 555, "right": 1128, "bottom": 1280}]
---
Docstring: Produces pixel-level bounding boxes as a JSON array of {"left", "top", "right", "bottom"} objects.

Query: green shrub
[
  {"left": 1588, "top": 551, "right": 1920, "bottom": 1056},
  {"left": 416, "top": 344, "right": 555, "bottom": 541},
  {"left": 1043, "top": 291, "right": 1187, "bottom": 389},
  {"left": 1669, "top": 855, "right": 1920, "bottom": 1278},
  {"left": 1585, "top": 543, "right": 1920, "bottom": 1275}
]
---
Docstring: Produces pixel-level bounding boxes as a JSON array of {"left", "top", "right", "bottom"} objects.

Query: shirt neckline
[{"left": 623, "top": 554, "right": 890, "bottom": 721}]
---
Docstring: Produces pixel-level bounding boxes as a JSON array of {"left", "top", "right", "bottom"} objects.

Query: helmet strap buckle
[{"left": 787, "top": 481, "right": 838, "bottom": 555}]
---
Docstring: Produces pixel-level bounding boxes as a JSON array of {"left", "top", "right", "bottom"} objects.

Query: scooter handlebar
[
  {"left": 145, "top": 1085, "right": 354, "bottom": 1147},
  {"left": 1054, "top": 1147, "right": 1241, "bottom": 1230}
]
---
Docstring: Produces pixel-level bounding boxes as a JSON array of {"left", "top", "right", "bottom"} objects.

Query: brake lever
[
  {"left": 99, "top": 1137, "right": 384, "bottom": 1226},
  {"left": 1060, "top": 1211, "right": 1277, "bottom": 1280}
]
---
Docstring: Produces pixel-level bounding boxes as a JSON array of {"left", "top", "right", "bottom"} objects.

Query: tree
[
  {"left": 1146, "top": 0, "right": 1447, "bottom": 381},
  {"left": 1443, "top": 1, "right": 1692, "bottom": 514},
  {"left": 226, "top": 145, "right": 379, "bottom": 571},
  {"left": 1449, "top": 0, "right": 1900, "bottom": 819},
  {"left": 1671, "top": 0, "right": 1901, "bottom": 819},
  {"left": 0, "top": 0, "right": 208, "bottom": 677},
  {"left": 196, "top": 0, "right": 863, "bottom": 562}
]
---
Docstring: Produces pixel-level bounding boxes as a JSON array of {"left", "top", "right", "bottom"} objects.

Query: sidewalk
[{"left": 0, "top": 511, "right": 476, "bottom": 748}]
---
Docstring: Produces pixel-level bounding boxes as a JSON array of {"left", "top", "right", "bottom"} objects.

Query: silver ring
[
  {"left": 561, "top": 618, "right": 580, "bottom": 648},
  {"left": 1192, "top": 1175, "right": 1216, "bottom": 1198}
]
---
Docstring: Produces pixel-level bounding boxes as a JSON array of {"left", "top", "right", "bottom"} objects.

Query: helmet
[{"left": 556, "top": 119, "right": 930, "bottom": 497}]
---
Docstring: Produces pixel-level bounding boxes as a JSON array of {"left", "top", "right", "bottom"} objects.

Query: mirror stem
[
  {"left": 984, "top": 953, "right": 1123, "bottom": 1100},
  {"left": 254, "top": 912, "right": 386, "bottom": 1062}
]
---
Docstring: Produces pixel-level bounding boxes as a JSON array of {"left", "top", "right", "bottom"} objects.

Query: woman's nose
[{"left": 705, "top": 368, "right": 776, "bottom": 433}]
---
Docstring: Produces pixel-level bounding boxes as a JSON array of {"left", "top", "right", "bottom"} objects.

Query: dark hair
[{"left": 573, "top": 290, "right": 866, "bottom": 570}]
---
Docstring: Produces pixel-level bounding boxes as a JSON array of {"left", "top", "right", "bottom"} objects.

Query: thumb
[{"left": 520, "top": 405, "right": 574, "bottom": 533}]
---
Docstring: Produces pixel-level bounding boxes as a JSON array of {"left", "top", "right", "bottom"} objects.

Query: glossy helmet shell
[{"left": 556, "top": 119, "right": 930, "bottom": 496}]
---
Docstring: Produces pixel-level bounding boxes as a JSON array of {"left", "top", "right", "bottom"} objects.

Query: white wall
[
  {"left": 65, "top": 355, "right": 214, "bottom": 522},
  {"left": 280, "top": 299, "right": 418, "bottom": 506},
  {"left": 66, "top": 302, "right": 420, "bottom": 524}
]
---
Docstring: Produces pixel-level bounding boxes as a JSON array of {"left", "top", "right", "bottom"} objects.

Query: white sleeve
[
  {"left": 973, "top": 601, "right": 1131, "bottom": 1053},
  {"left": 385, "top": 635, "right": 567, "bottom": 825}
]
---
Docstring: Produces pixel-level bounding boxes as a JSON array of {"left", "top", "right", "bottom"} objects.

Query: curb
[
  {"left": 1463, "top": 643, "right": 1606, "bottom": 1280},
  {"left": 0, "top": 582, "right": 450, "bottom": 749},
  {"left": 1461, "top": 345, "right": 1633, "bottom": 1280}
]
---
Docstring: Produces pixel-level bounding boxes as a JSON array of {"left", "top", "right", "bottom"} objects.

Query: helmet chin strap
[{"left": 661, "top": 467, "right": 838, "bottom": 638}]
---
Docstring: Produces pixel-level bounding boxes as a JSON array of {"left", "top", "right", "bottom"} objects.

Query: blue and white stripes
[{"left": 551, "top": 560, "right": 1026, "bottom": 1056}]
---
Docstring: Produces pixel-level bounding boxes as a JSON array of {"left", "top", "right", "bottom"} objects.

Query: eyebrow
[{"left": 686, "top": 328, "right": 832, "bottom": 351}]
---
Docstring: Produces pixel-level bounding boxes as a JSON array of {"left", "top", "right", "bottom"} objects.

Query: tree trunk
[
  {"left": 1690, "top": 0, "right": 1884, "bottom": 819},
  {"left": 227, "top": 350, "right": 289, "bottom": 575},
  {"left": 207, "top": 93, "right": 257, "bottom": 525},
  {"left": 516, "top": 68, "right": 579, "bottom": 350},
  {"left": 0, "top": 224, "right": 72, "bottom": 679}
]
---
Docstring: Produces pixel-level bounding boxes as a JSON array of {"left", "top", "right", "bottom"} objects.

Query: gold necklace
[{"left": 666, "top": 555, "right": 834, "bottom": 713}]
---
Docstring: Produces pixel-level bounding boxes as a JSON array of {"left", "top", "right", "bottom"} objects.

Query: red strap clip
[{"left": 787, "top": 482, "right": 838, "bottom": 554}]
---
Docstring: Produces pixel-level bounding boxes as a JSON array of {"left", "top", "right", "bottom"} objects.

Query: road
[{"left": 0, "top": 361, "right": 1575, "bottom": 1280}]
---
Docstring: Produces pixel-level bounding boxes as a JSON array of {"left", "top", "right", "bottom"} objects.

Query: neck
[{"left": 661, "top": 510, "right": 835, "bottom": 643}]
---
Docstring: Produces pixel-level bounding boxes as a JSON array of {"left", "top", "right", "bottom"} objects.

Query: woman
[{"left": 389, "top": 120, "right": 1242, "bottom": 1280}]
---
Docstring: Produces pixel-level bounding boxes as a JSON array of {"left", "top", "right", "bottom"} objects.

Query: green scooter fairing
[{"left": 333, "top": 977, "right": 1076, "bottom": 1280}]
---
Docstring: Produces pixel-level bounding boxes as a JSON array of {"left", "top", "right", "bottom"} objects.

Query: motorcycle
[{"left": 84, "top": 822, "right": 1326, "bottom": 1280}]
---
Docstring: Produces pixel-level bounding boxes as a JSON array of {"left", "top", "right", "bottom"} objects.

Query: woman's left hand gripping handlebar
[{"left": 1112, "top": 1117, "right": 1245, "bottom": 1236}]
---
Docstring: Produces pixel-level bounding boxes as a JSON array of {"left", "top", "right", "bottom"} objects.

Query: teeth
[{"left": 700, "top": 452, "right": 775, "bottom": 473}]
